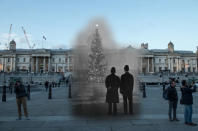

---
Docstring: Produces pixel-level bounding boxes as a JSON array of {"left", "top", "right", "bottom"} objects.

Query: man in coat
[
  {"left": 14, "top": 81, "right": 29, "bottom": 120},
  {"left": 181, "top": 80, "right": 197, "bottom": 126},
  {"left": 45, "top": 81, "right": 49, "bottom": 92},
  {"left": 105, "top": 67, "right": 120, "bottom": 115},
  {"left": 120, "top": 65, "right": 134, "bottom": 114},
  {"left": 167, "top": 80, "right": 179, "bottom": 121}
]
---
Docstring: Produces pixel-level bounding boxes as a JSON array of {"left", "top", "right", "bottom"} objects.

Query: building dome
[
  {"left": 9, "top": 39, "right": 16, "bottom": 50},
  {"left": 168, "top": 41, "right": 174, "bottom": 53}
]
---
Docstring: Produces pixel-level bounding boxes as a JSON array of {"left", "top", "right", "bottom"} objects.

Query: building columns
[
  {"left": 48, "top": 57, "right": 51, "bottom": 72},
  {"left": 147, "top": 58, "right": 149, "bottom": 73},
  {"left": 2, "top": 58, "right": 4, "bottom": 72},
  {"left": 36, "top": 57, "right": 38, "bottom": 73},
  {"left": 152, "top": 58, "right": 154, "bottom": 72},
  {"left": 140, "top": 57, "right": 142, "bottom": 73},
  {"left": 43, "top": 57, "right": 46, "bottom": 73}
]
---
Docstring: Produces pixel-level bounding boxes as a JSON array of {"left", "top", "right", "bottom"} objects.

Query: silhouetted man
[
  {"left": 14, "top": 81, "right": 29, "bottom": 120},
  {"left": 167, "top": 80, "right": 179, "bottom": 121},
  {"left": 105, "top": 67, "right": 120, "bottom": 115},
  {"left": 120, "top": 65, "right": 134, "bottom": 114},
  {"left": 45, "top": 81, "right": 49, "bottom": 92}
]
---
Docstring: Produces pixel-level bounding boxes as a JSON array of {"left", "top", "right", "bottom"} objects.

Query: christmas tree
[{"left": 88, "top": 26, "right": 107, "bottom": 83}]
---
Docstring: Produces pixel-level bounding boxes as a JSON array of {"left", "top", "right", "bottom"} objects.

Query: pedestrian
[
  {"left": 167, "top": 80, "right": 179, "bottom": 121},
  {"left": 45, "top": 81, "right": 49, "bottom": 92},
  {"left": 105, "top": 67, "right": 120, "bottom": 115},
  {"left": 14, "top": 81, "right": 29, "bottom": 120},
  {"left": 142, "top": 82, "right": 146, "bottom": 98},
  {"left": 163, "top": 82, "right": 166, "bottom": 91},
  {"left": 120, "top": 65, "right": 134, "bottom": 114},
  {"left": 181, "top": 80, "right": 197, "bottom": 126}
]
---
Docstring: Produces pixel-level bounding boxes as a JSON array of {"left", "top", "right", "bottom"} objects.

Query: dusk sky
[{"left": 0, "top": 0, "right": 198, "bottom": 51}]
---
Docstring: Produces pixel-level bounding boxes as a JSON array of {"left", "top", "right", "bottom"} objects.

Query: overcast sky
[{"left": 0, "top": 0, "right": 198, "bottom": 51}]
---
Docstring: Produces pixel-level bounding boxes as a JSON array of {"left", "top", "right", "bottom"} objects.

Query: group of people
[
  {"left": 164, "top": 79, "right": 197, "bottom": 126},
  {"left": 105, "top": 65, "right": 134, "bottom": 115},
  {"left": 45, "top": 81, "right": 61, "bottom": 92}
]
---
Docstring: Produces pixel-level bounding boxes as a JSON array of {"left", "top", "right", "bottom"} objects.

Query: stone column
[
  {"left": 36, "top": 57, "right": 38, "bottom": 73},
  {"left": 31, "top": 57, "right": 33, "bottom": 72},
  {"left": 48, "top": 57, "right": 51, "bottom": 72},
  {"left": 140, "top": 57, "right": 142, "bottom": 73},
  {"left": 4, "top": 58, "right": 7, "bottom": 72},
  {"left": 2, "top": 57, "right": 4, "bottom": 72},
  {"left": 13, "top": 57, "right": 16, "bottom": 72},
  {"left": 152, "top": 57, "right": 154, "bottom": 72},
  {"left": 43, "top": 57, "right": 46, "bottom": 73},
  {"left": 10, "top": 57, "right": 12, "bottom": 72},
  {"left": 168, "top": 57, "right": 170, "bottom": 71},
  {"left": 68, "top": 56, "right": 70, "bottom": 71},
  {"left": 191, "top": 59, "right": 193, "bottom": 73},
  {"left": 147, "top": 58, "right": 149, "bottom": 73}
]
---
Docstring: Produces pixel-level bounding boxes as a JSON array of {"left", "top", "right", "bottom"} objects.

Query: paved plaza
[{"left": 0, "top": 84, "right": 198, "bottom": 131}]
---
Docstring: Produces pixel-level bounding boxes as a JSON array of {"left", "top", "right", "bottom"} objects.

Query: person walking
[
  {"left": 167, "top": 80, "right": 179, "bottom": 121},
  {"left": 14, "top": 81, "right": 29, "bottom": 120},
  {"left": 105, "top": 67, "right": 120, "bottom": 115},
  {"left": 120, "top": 65, "right": 134, "bottom": 114},
  {"left": 181, "top": 80, "right": 197, "bottom": 126},
  {"left": 45, "top": 81, "right": 49, "bottom": 92}
]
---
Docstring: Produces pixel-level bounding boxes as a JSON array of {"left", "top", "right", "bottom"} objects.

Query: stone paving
[{"left": 0, "top": 84, "right": 198, "bottom": 131}]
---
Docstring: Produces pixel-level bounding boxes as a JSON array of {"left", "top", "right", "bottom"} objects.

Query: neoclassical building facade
[
  {"left": 0, "top": 40, "right": 197, "bottom": 74},
  {"left": 139, "top": 42, "right": 198, "bottom": 74},
  {"left": 0, "top": 40, "right": 73, "bottom": 73}
]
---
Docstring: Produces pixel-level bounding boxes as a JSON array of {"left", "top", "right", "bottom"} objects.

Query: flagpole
[{"left": 42, "top": 37, "right": 43, "bottom": 49}]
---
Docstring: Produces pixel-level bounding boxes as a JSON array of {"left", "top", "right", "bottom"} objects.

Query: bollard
[
  {"left": 143, "top": 84, "right": 146, "bottom": 98},
  {"left": 2, "top": 85, "right": 6, "bottom": 102},
  {"left": 68, "top": 83, "right": 72, "bottom": 98},
  {"left": 48, "top": 85, "right": 52, "bottom": 99}
]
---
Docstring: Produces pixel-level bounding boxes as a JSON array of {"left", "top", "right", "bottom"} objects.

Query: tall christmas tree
[{"left": 88, "top": 25, "right": 107, "bottom": 83}]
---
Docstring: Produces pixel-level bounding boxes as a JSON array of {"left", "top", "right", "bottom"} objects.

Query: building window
[
  {"left": 193, "top": 67, "right": 196, "bottom": 72},
  {"left": 17, "top": 58, "right": 20, "bottom": 62},
  {"left": 69, "top": 66, "right": 73, "bottom": 72},
  {"left": 159, "top": 59, "right": 161, "bottom": 63},
  {"left": 173, "top": 67, "right": 177, "bottom": 72},
  {"left": 52, "top": 58, "right": 55, "bottom": 63},
  {"left": 59, "top": 58, "right": 61, "bottom": 63},
  {"left": 58, "top": 66, "right": 63, "bottom": 72},
  {"left": 173, "top": 59, "right": 175, "bottom": 64},
  {"left": 188, "top": 67, "right": 191, "bottom": 72},
  {"left": 65, "top": 58, "right": 68, "bottom": 63},
  {"left": 7, "top": 58, "right": 10, "bottom": 63},
  {"left": 52, "top": 66, "right": 55, "bottom": 72},
  {"left": 65, "top": 66, "right": 68, "bottom": 72},
  {"left": 23, "top": 58, "right": 26, "bottom": 62}
]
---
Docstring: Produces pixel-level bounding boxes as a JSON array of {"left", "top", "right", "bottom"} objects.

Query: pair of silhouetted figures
[{"left": 105, "top": 65, "right": 134, "bottom": 115}]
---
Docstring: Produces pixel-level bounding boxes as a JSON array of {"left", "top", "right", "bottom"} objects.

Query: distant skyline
[{"left": 0, "top": 0, "right": 198, "bottom": 52}]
